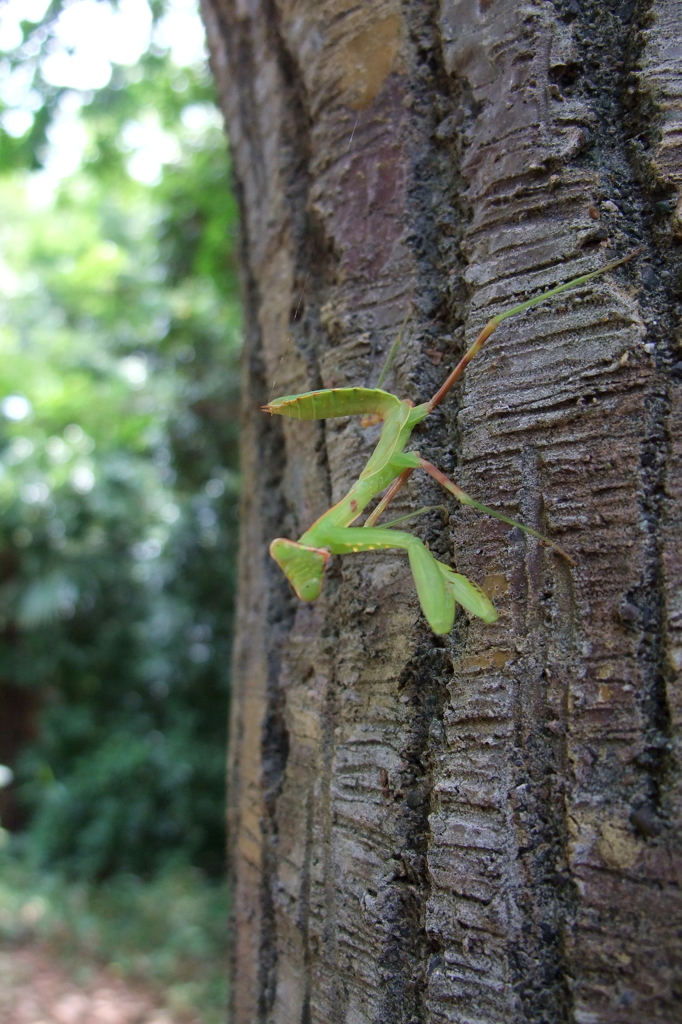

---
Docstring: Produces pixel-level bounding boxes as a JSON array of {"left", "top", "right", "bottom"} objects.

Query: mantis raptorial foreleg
[{"left": 263, "top": 250, "right": 639, "bottom": 634}]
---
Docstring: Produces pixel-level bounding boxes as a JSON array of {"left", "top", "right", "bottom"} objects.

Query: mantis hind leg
[{"left": 418, "top": 459, "right": 576, "bottom": 565}]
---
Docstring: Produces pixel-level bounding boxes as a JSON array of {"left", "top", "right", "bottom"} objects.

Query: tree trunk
[{"left": 201, "top": 1, "right": 682, "bottom": 1020}]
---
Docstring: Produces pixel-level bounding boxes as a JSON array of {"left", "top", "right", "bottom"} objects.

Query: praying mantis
[{"left": 263, "top": 252, "right": 638, "bottom": 634}]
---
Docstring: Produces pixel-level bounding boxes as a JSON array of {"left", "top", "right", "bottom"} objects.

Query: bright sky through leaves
[
  {"left": 1, "top": 395, "right": 32, "bottom": 421},
  {"left": 0, "top": 0, "right": 208, "bottom": 189}
]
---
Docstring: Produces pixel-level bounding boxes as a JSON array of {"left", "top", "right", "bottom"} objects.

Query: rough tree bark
[{"left": 201, "top": 1, "right": 682, "bottom": 1021}]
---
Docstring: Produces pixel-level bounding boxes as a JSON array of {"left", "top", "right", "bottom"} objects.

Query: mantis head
[{"left": 270, "top": 538, "right": 330, "bottom": 601}]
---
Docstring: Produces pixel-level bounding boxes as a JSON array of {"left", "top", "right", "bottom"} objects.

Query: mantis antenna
[
  {"left": 376, "top": 304, "right": 412, "bottom": 390},
  {"left": 365, "top": 249, "right": 642, "bottom": 524}
]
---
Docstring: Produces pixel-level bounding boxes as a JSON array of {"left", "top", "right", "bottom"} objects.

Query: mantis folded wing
[{"left": 263, "top": 252, "right": 638, "bottom": 634}]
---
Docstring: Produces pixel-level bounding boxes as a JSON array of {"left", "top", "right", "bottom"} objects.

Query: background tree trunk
[{"left": 201, "top": 1, "right": 682, "bottom": 1020}]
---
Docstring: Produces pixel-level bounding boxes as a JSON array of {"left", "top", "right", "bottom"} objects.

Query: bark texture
[{"left": 201, "top": 1, "right": 682, "bottom": 1020}]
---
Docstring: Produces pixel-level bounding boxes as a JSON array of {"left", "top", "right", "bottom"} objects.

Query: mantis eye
[{"left": 269, "top": 538, "right": 330, "bottom": 602}]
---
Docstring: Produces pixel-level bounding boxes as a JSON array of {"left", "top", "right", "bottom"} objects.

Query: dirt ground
[{"left": 0, "top": 945, "right": 183, "bottom": 1024}]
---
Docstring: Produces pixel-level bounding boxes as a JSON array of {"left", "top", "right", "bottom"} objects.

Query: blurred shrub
[
  {"left": 0, "top": 13, "right": 239, "bottom": 880},
  {"left": 0, "top": 839, "right": 227, "bottom": 1023}
]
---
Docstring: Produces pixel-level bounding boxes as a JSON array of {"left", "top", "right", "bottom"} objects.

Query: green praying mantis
[{"left": 263, "top": 252, "right": 638, "bottom": 634}]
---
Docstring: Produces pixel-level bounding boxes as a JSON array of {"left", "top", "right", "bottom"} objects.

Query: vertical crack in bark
[
  {"left": 319, "top": 642, "right": 344, "bottom": 1024},
  {"left": 297, "top": 785, "right": 314, "bottom": 1024},
  {"left": 365, "top": 3, "right": 482, "bottom": 1021},
  {"left": 376, "top": 640, "right": 453, "bottom": 1024},
  {"left": 631, "top": 390, "right": 673, "bottom": 814},
  {"left": 621, "top": 2, "right": 681, "bottom": 823},
  {"left": 506, "top": 447, "right": 576, "bottom": 1022},
  {"left": 402, "top": 0, "right": 477, "bottom": 399},
  {"left": 242, "top": 239, "right": 295, "bottom": 1024}
]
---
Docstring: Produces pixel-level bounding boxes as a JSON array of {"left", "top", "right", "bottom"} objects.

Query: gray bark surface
[{"left": 201, "top": 1, "right": 682, "bottom": 1021}]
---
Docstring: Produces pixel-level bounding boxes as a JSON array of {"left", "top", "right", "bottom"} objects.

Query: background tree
[{"left": 201, "top": 0, "right": 682, "bottom": 1021}]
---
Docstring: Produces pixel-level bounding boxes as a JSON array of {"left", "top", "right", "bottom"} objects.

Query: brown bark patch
[{"left": 338, "top": 14, "right": 403, "bottom": 111}]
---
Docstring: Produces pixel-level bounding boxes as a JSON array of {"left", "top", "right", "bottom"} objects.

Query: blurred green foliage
[{"left": 0, "top": 3, "right": 240, "bottom": 886}]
